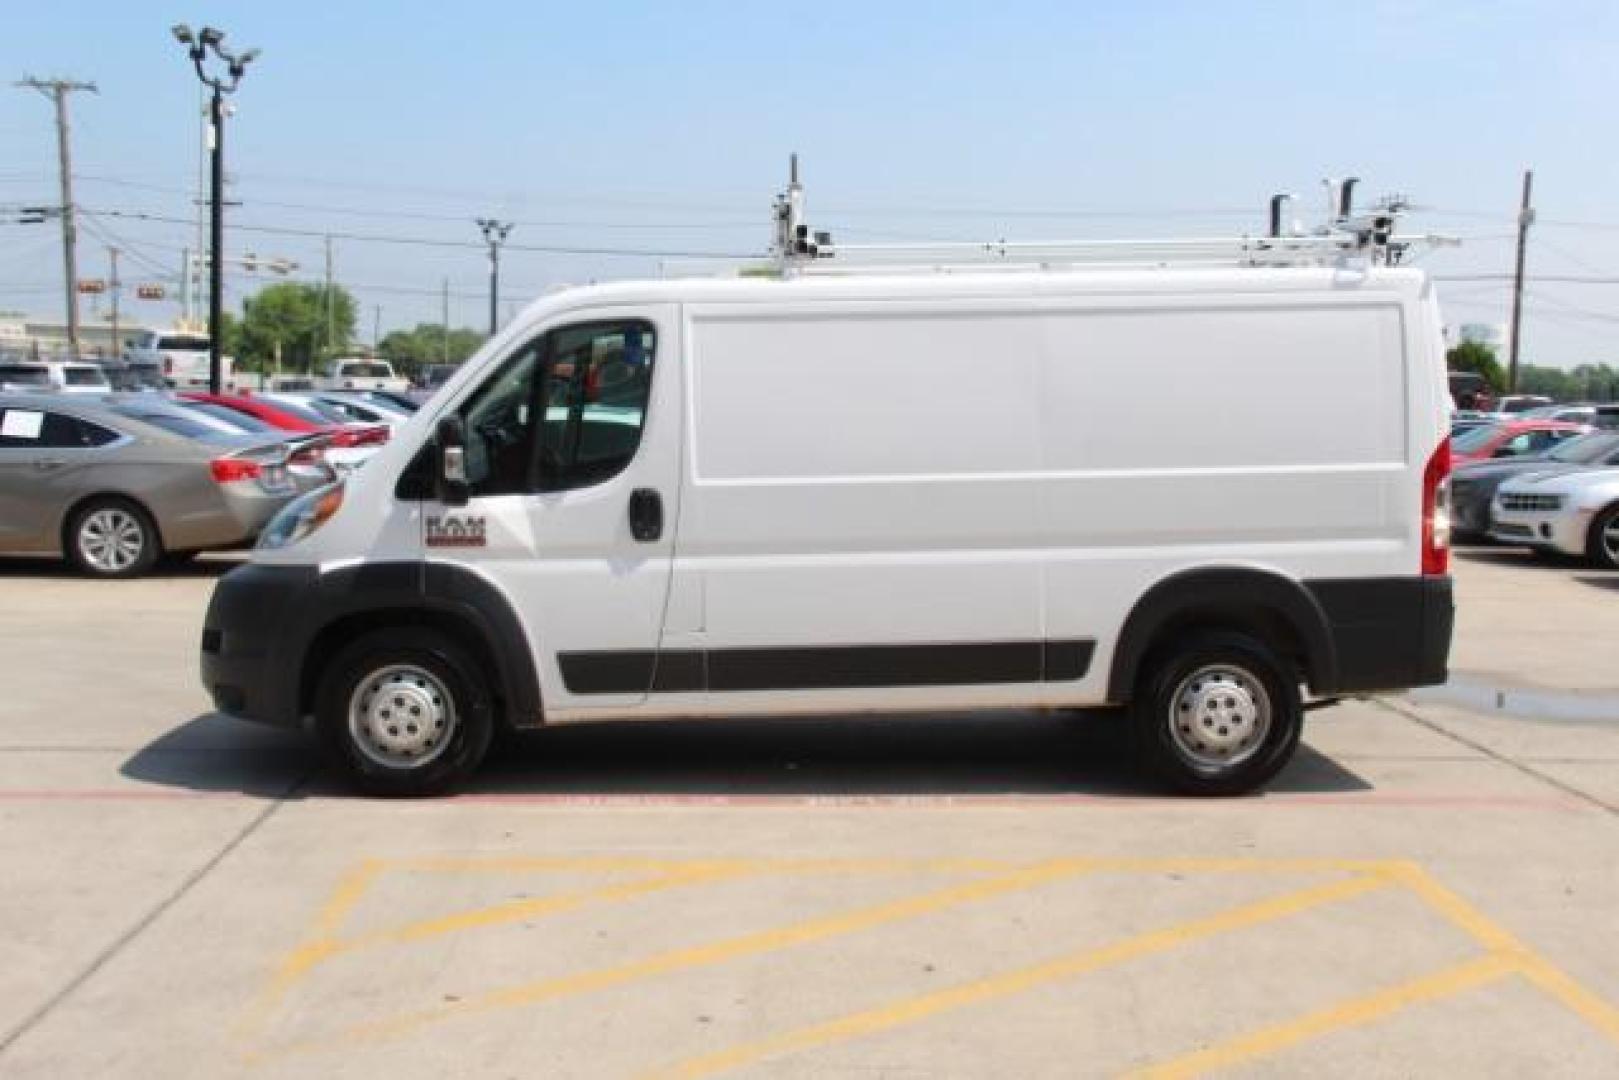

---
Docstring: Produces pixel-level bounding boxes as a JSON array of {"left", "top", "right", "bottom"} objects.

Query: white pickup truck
[{"left": 318, "top": 358, "right": 410, "bottom": 392}]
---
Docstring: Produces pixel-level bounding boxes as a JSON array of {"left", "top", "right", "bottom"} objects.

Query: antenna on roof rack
[{"left": 768, "top": 163, "right": 1453, "bottom": 276}]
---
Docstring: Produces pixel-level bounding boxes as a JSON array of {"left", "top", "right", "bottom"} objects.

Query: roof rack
[{"left": 767, "top": 157, "right": 1457, "bottom": 276}]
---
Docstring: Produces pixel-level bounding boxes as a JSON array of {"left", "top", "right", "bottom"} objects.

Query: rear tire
[
  {"left": 1586, "top": 504, "right": 1619, "bottom": 570},
  {"left": 315, "top": 628, "right": 494, "bottom": 796},
  {"left": 65, "top": 498, "right": 160, "bottom": 578},
  {"left": 1131, "top": 632, "right": 1303, "bottom": 796}
]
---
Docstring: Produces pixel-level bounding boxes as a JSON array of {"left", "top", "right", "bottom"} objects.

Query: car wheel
[
  {"left": 65, "top": 498, "right": 161, "bottom": 578},
  {"left": 1587, "top": 504, "right": 1619, "bottom": 570},
  {"left": 1131, "top": 632, "right": 1303, "bottom": 796},
  {"left": 315, "top": 628, "right": 494, "bottom": 796}
]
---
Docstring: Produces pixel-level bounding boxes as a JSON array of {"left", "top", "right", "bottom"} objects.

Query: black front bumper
[
  {"left": 1306, "top": 576, "right": 1453, "bottom": 694},
  {"left": 199, "top": 563, "right": 320, "bottom": 728}
]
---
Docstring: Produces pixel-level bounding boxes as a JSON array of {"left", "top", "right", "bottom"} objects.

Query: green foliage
[
  {"left": 1517, "top": 363, "right": 1619, "bottom": 402},
  {"left": 377, "top": 323, "right": 487, "bottom": 375},
  {"left": 1446, "top": 341, "right": 1506, "bottom": 393},
  {"left": 237, "top": 283, "right": 358, "bottom": 371}
]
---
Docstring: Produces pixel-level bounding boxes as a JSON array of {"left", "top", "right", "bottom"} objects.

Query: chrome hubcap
[
  {"left": 1168, "top": 665, "right": 1271, "bottom": 772},
  {"left": 78, "top": 509, "right": 144, "bottom": 572},
  {"left": 1603, "top": 519, "right": 1619, "bottom": 562},
  {"left": 348, "top": 664, "right": 456, "bottom": 769}
]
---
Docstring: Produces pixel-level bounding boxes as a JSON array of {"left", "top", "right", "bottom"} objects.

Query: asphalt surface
[{"left": 0, "top": 547, "right": 1615, "bottom": 1077}]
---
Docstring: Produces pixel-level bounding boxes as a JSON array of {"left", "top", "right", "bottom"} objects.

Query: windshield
[
  {"left": 263, "top": 397, "right": 338, "bottom": 426},
  {"left": 0, "top": 365, "right": 50, "bottom": 387},
  {"left": 115, "top": 409, "right": 219, "bottom": 440},
  {"left": 1549, "top": 430, "right": 1619, "bottom": 463},
  {"left": 1452, "top": 424, "right": 1504, "bottom": 453},
  {"left": 157, "top": 335, "right": 210, "bottom": 352},
  {"left": 64, "top": 366, "right": 109, "bottom": 387},
  {"left": 184, "top": 400, "right": 275, "bottom": 432},
  {"left": 339, "top": 362, "right": 392, "bottom": 378}
]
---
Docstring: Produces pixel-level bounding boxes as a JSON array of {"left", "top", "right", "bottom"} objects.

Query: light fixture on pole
[
  {"left": 476, "top": 218, "right": 513, "bottom": 335},
  {"left": 172, "top": 23, "right": 258, "bottom": 394}
]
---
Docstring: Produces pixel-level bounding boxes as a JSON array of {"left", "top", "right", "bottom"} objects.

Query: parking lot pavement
[{"left": 1, "top": 554, "right": 1616, "bottom": 1076}]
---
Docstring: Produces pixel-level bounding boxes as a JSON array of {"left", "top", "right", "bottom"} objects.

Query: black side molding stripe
[{"left": 559, "top": 639, "right": 1095, "bottom": 695}]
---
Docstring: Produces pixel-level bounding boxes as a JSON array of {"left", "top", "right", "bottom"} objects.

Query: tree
[
  {"left": 1445, "top": 341, "right": 1506, "bottom": 393},
  {"left": 238, "top": 282, "right": 358, "bottom": 372},
  {"left": 377, "top": 323, "right": 487, "bottom": 376}
]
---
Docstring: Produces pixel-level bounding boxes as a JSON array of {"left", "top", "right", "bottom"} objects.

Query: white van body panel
[{"left": 243, "top": 266, "right": 1448, "bottom": 724}]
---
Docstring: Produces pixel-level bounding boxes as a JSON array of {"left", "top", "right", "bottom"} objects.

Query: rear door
[{"left": 0, "top": 407, "right": 121, "bottom": 551}]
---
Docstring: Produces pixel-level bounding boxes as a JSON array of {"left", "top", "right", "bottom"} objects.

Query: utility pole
[
  {"left": 16, "top": 76, "right": 97, "bottom": 357},
  {"left": 107, "top": 246, "right": 121, "bottom": 359},
  {"left": 1507, "top": 169, "right": 1534, "bottom": 395},
  {"left": 441, "top": 277, "right": 450, "bottom": 363},
  {"left": 476, "top": 218, "right": 513, "bottom": 336},
  {"left": 372, "top": 304, "right": 381, "bottom": 349}
]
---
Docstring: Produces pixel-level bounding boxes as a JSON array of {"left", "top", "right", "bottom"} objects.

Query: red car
[
  {"left": 1450, "top": 418, "right": 1588, "bottom": 465},
  {"left": 179, "top": 392, "right": 388, "bottom": 448}
]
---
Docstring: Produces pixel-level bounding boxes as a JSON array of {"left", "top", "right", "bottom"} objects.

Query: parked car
[
  {"left": 123, "top": 329, "right": 230, "bottom": 389},
  {"left": 317, "top": 357, "right": 409, "bottom": 392},
  {"left": 258, "top": 390, "right": 413, "bottom": 428},
  {"left": 99, "top": 395, "right": 336, "bottom": 495},
  {"left": 0, "top": 394, "right": 326, "bottom": 577},
  {"left": 0, "top": 360, "right": 112, "bottom": 394},
  {"left": 327, "top": 388, "right": 420, "bottom": 415},
  {"left": 1491, "top": 467, "right": 1619, "bottom": 569},
  {"left": 179, "top": 391, "right": 386, "bottom": 473},
  {"left": 1491, "top": 394, "right": 1554, "bottom": 416},
  {"left": 95, "top": 359, "right": 168, "bottom": 392},
  {"left": 1450, "top": 419, "right": 1588, "bottom": 465},
  {"left": 1450, "top": 429, "right": 1619, "bottom": 539},
  {"left": 201, "top": 259, "right": 1453, "bottom": 797}
]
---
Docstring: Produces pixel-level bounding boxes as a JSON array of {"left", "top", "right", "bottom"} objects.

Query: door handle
[{"left": 629, "top": 488, "right": 663, "bottom": 542}]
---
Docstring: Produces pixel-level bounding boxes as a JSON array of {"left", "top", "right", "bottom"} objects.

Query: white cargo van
[{"left": 201, "top": 195, "right": 1454, "bottom": 797}]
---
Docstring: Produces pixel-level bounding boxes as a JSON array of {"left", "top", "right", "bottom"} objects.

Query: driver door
[{"left": 422, "top": 308, "right": 680, "bottom": 713}]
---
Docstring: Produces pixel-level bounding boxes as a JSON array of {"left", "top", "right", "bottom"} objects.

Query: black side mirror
[{"left": 435, "top": 414, "right": 470, "bottom": 507}]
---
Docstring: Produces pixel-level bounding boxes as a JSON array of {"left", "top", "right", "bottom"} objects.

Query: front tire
[
  {"left": 65, "top": 498, "right": 160, "bottom": 578},
  {"left": 1586, "top": 504, "right": 1619, "bottom": 570},
  {"left": 315, "top": 628, "right": 494, "bottom": 796},
  {"left": 1131, "top": 632, "right": 1303, "bottom": 796}
]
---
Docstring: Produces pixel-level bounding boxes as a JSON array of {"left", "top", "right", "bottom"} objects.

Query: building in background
[{"left": 0, "top": 314, "right": 151, "bottom": 359}]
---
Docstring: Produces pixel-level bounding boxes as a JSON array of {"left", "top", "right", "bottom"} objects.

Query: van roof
[{"left": 512, "top": 265, "right": 1432, "bottom": 326}]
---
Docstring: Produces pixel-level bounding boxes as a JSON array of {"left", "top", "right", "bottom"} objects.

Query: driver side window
[{"left": 457, "top": 319, "right": 655, "bottom": 498}]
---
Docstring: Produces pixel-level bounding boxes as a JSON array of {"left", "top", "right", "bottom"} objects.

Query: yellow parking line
[
  {"left": 1130, "top": 953, "right": 1519, "bottom": 1079},
  {"left": 642, "top": 874, "right": 1387, "bottom": 1080},
  {"left": 386, "top": 855, "right": 1401, "bottom": 876},
  {"left": 253, "top": 858, "right": 1093, "bottom": 1062},
  {"left": 1392, "top": 862, "right": 1619, "bottom": 1046}
]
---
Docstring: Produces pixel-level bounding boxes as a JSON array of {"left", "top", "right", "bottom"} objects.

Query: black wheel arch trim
[
  {"left": 301, "top": 561, "right": 542, "bottom": 728},
  {"left": 1107, "top": 567, "right": 1337, "bottom": 704}
]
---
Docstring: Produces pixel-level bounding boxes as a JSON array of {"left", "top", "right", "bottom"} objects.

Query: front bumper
[
  {"left": 1488, "top": 504, "right": 1589, "bottom": 556},
  {"left": 199, "top": 563, "right": 320, "bottom": 727}
]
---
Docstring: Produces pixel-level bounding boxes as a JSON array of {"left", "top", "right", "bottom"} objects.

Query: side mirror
[{"left": 435, "top": 414, "right": 470, "bottom": 507}]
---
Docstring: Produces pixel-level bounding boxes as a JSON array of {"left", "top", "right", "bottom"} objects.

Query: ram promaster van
[{"left": 200, "top": 178, "right": 1454, "bottom": 796}]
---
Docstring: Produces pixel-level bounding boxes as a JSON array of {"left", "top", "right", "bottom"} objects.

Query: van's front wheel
[
  {"left": 1131, "top": 632, "right": 1302, "bottom": 796},
  {"left": 316, "top": 628, "right": 494, "bottom": 796}
]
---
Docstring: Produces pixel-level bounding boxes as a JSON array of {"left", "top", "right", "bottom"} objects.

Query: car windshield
[
  {"left": 262, "top": 397, "right": 337, "bottom": 425},
  {"left": 0, "top": 365, "right": 50, "bottom": 387},
  {"left": 1452, "top": 424, "right": 1505, "bottom": 453},
  {"left": 157, "top": 335, "right": 210, "bottom": 351},
  {"left": 114, "top": 409, "right": 219, "bottom": 440},
  {"left": 184, "top": 400, "right": 275, "bottom": 432},
  {"left": 64, "top": 366, "right": 108, "bottom": 386},
  {"left": 340, "top": 362, "right": 392, "bottom": 378},
  {"left": 1548, "top": 430, "right": 1619, "bottom": 463}
]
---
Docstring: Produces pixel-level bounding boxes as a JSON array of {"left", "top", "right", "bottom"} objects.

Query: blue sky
[{"left": 4, "top": 0, "right": 1619, "bottom": 365}]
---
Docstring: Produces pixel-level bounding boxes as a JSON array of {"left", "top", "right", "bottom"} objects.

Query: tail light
[
  {"left": 1422, "top": 437, "right": 1451, "bottom": 576},
  {"left": 354, "top": 425, "right": 389, "bottom": 446},
  {"left": 211, "top": 458, "right": 263, "bottom": 484}
]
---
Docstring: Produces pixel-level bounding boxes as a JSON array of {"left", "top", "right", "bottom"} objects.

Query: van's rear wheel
[
  {"left": 1131, "top": 632, "right": 1302, "bottom": 796},
  {"left": 316, "top": 628, "right": 493, "bottom": 796}
]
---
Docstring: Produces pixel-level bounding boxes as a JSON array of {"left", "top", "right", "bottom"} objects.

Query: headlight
[{"left": 257, "top": 481, "right": 345, "bottom": 551}]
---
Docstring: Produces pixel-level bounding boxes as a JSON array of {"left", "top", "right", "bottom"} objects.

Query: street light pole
[
  {"left": 476, "top": 218, "right": 513, "bottom": 336},
  {"left": 172, "top": 23, "right": 258, "bottom": 394}
]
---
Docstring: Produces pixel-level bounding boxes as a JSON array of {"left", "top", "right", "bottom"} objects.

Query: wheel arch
[
  {"left": 1107, "top": 566, "right": 1337, "bottom": 704},
  {"left": 293, "top": 561, "right": 543, "bottom": 731}
]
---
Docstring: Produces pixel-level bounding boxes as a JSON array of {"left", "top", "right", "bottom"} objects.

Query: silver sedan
[{"left": 0, "top": 393, "right": 334, "bottom": 577}]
